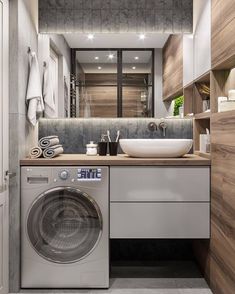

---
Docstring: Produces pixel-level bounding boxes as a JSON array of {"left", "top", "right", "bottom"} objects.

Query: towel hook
[
  {"left": 43, "top": 61, "right": 47, "bottom": 67},
  {"left": 27, "top": 47, "right": 31, "bottom": 54}
]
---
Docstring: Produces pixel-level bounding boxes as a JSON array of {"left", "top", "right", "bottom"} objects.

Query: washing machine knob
[{"left": 59, "top": 170, "right": 69, "bottom": 180}]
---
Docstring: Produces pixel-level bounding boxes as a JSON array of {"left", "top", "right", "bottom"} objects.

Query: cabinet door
[
  {"left": 183, "top": 34, "right": 194, "bottom": 86},
  {"left": 194, "top": 0, "right": 211, "bottom": 78},
  {"left": 110, "top": 202, "right": 210, "bottom": 239},
  {"left": 211, "top": 0, "right": 235, "bottom": 67},
  {"left": 162, "top": 35, "right": 183, "bottom": 100},
  {"left": 110, "top": 167, "right": 210, "bottom": 202}
]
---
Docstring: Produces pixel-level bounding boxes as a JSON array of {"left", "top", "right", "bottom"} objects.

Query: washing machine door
[{"left": 27, "top": 187, "right": 103, "bottom": 264}]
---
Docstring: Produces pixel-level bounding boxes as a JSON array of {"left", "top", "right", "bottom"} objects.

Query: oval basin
[{"left": 119, "top": 139, "right": 193, "bottom": 158}]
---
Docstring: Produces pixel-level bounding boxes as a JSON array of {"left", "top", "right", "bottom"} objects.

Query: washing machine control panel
[{"left": 77, "top": 168, "right": 101, "bottom": 181}]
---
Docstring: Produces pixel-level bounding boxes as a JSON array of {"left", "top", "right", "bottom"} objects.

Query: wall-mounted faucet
[
  {"left": 159, "top": 119, "right": 168, "bottom": 137},
  {"left": 148, "top": 122, "right": 157, "bottom": 132}
]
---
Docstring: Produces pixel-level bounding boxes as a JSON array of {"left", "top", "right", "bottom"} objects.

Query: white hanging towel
[
  {"left": 43, "top": 63, "right": 57, "bottom": 118},
  {"left": 84, "top": 92, "right": 91, "bottom": 118},
  {"left": 26, "top": 52, "right": 44, "bottom": 126}
]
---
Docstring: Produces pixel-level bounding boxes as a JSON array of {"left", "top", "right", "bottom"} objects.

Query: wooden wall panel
[
  {"left": 163, "top": 35, "right": 183, "bottom": 101},
  {"left": 79, "top": 74, "right": 149, "bottom": 117},
  {"left": 212, "top": 0, "right": 235, "bottom": 68},
  {"left": 194, "top": 111, "right": 235, "bottom": 294}
]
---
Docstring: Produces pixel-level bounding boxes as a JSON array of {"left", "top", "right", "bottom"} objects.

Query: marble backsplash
[{"left": 39, "top": 118, "right": 193, "bottom": 154}]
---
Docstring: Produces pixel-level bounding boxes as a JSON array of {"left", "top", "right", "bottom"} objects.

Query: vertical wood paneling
[
  {"left": 162, "top": 35, "right": 183, "bottom": 101},
  {"left": 194, "top": 111, "right": 235, "bottom": 294},
  {"left": 212, "top": 0, "right": 235, "bottom": 68}
]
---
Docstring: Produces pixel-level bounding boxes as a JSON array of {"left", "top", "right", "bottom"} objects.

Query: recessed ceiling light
[
  {"left": 108, "top": 53, "right": 114, "bottom": 59},
  {"left": 132, "top": 66, "right": 136, "bottom": 70},
  {"left": 98, "top": 66, "right": 102, "bottom": 70},
  {"left": 139, "top": 34, "right": 146, "bottom": 40},
  {"left": 87, "top": 34, "right": 94, "bottom": 40},
  {"left": 134, "top": 56, "right": 139, "bottom": 60},
  {"left": 94, "top": 56, "right": 99, "bottom": 60}
]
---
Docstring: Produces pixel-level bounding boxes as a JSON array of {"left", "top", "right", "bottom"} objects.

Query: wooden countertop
[{"left": 20, "top": 154, "right": 211, "bottom": 166}]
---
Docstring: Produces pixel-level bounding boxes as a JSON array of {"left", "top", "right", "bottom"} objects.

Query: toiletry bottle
[
  {"left": 98, "top": 135, "right": 108, "bottom": 156},
  {"left": 206, "top": 129, "right": 210, "bottom": 153},
  {"left": 86, "top": 141, "right": 98, "bottom": 156}
]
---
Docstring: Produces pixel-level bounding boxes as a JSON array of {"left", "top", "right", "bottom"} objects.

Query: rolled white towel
[
  {"left": 29, "top": 146, "right": 43, "bottom": 159},
  {"left": 43, "top": 145, "right": 64, "bottom": 158},
  {"left": 39, "top": 136, "right": 60, "bottom": 149}
]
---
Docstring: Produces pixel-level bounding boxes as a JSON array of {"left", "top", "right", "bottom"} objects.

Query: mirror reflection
[{"left": 72, "top": 49, "right": 154, "bottom": 118}]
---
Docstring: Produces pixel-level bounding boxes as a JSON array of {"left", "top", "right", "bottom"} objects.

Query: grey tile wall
[
  {"left": 39, "top": 118, "right": 193, "bottom": 154},
  {"left": 38, "top": 0, "right": 193, "bottom": 33}
]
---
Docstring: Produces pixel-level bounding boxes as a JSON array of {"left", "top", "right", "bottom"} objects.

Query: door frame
[{"left": 0, "top": 0, "right": 9, "bottom": 293}]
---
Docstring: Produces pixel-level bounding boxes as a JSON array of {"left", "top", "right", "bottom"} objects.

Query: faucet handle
[
  {"left": 159, "top": 120, "right": 168, "bottom": 137},
  {"left": 148, "top": 122, "right": 157, "bottom": 132}
]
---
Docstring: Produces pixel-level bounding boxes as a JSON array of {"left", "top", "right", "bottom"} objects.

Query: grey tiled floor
[{"left": 16, "top": 261, "right": 212, "bottom": 294}]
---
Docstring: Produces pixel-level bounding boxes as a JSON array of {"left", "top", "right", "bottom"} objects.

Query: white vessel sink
[{"left": 119, "top": 139, "right": 193, "bottom": 158}]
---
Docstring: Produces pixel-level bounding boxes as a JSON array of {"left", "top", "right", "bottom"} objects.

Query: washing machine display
[
  {"left": 77, "top": 168, "right": 102, "bottom": 181},
  {"left": 27, "top": 186, "right": 102, "bottom": 264}
]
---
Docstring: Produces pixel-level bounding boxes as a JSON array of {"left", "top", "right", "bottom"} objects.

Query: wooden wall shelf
[
  {"left": 211, "top": 68, "right": 235, "bottom": 113},
  {"left": 183, "top": 71, "right": 211, "bottom": 118},
  {"left": 194, "top": 112, "right": 211, "bottom": 120},
  {"left": 193, "top": 118, "right": 210, "bottom": 152},
  {"left": 194, "top": 151, "right": 211, "bottom": 160}
]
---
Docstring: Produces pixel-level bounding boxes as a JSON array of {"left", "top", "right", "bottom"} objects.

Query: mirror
[
  {"left": 72, "top": 49, "right": 154, "bottom": 118},
  {"left": 38, "top": 33, "right": 169, "bottom": 119}
]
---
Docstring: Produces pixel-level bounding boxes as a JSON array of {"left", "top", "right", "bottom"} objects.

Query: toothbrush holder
[
  {"left": 98, "top": 142, "right": 108, "bottom": 156},
  {"left": 109, "top": 142, "right": 119, "bottom": 156}
]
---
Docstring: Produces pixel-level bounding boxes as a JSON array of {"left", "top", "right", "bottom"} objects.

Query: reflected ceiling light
[
  {"left": 94, "top": 56, "right": 99, "bottom": 60},
  {"left": 98, "top": 66, "right": 102, "bottom": 70},
  {"left": 139, "top": 34, "right": 146, "bottom": 40},
  {"left": 87, "top": 34, "right": 94, "bottom": 40},
  {"left": 134, "top": 56, "right": 139, "bottom": 60},
  {"left": 108, "top": 53, "right": 114, "bottom": 59},
  {"left": 132, "top": 66, "right": 136, "bottom": 70}
]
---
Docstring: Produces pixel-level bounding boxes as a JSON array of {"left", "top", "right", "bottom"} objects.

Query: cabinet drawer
[
  {"left": 110, "top": 167, "right": 210, "bottom": 202},
  {"left": 110, "top": 203, "right": 210, "bottom": 239}
]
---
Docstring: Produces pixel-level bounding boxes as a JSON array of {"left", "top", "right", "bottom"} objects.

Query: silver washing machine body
[{"left": 21, "top": 166, "right": 109, "bottom": 288}]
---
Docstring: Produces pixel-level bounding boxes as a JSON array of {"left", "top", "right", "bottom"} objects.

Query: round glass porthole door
[{"left": 27, "top": 187, "right": 102, "bottom": 264}]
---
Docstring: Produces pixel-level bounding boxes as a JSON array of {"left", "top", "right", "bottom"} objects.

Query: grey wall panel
[
  {"left": 38, "top": 0, "right": 193, "bottom": 33},
  {"left": 38, "top": 118, "right": 193, "bottom": 154}
]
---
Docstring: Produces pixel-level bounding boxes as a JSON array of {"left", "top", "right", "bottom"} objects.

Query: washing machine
[{"left": 21, "top": 166, "right": 109, "bottom": 288}]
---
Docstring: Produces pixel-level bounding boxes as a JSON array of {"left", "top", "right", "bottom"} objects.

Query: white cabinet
[
  {"left": 193, "top": 0, "right": 211, "bottom": 79},
  {"left": 110, "top": 167, "right": 210, "bottom": 239},
  {"left": 183, "top": 0, "right": 211, "bottom": 85},
  {"left": 183, "top": 34, "right": 194, "bottom": 86}
]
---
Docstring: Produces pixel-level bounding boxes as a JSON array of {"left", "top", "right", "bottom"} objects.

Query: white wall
[
  {"left": 9, "top": 0, "right": 38, "bottom": 291},
  {"left": 154, "top": 49, "right": 174, "bottom": 118},
  {"left": 38, "top": 34, "right": 71, "bottom": 118}
]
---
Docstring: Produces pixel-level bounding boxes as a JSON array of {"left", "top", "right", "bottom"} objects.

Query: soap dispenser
[{"left": 86, "top": 141, "right": 98, "bottom": 156}]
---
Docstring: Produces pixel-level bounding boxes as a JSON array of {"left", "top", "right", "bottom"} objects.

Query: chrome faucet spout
[{"left": 159, "top": 119, "right": 168, "bottom": 137}]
